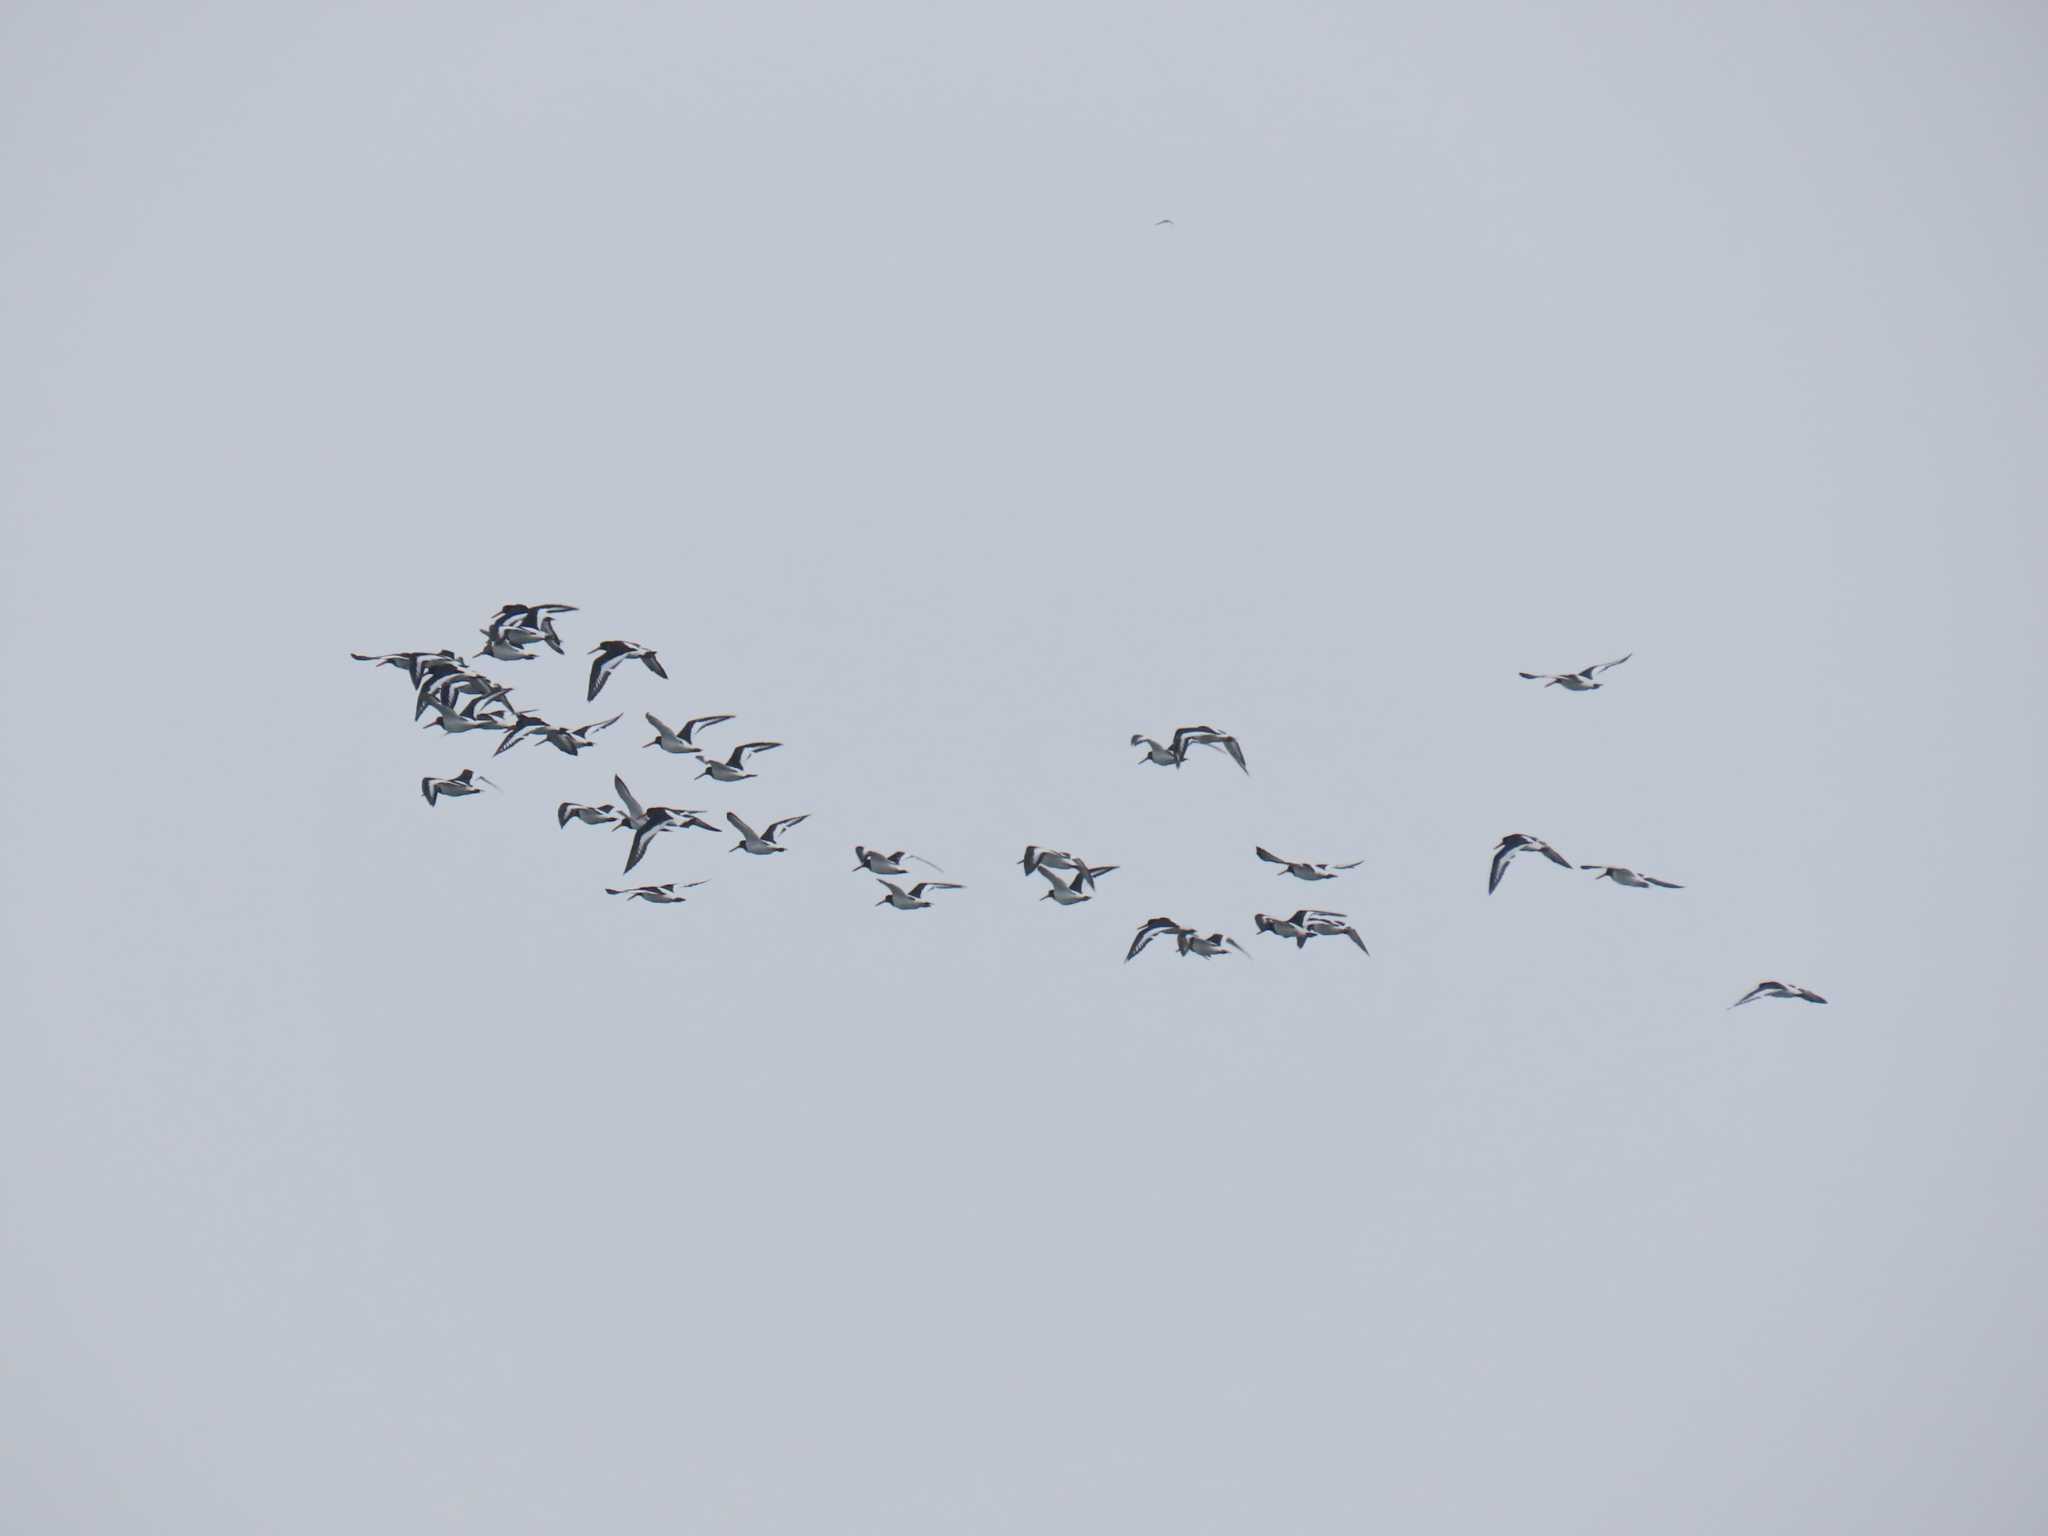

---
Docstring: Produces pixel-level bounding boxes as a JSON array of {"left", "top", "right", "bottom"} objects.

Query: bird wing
[
  {"left": 586, "top": 653, "right": 613, "bottom": 701},
  {"left": 1585, "top": 652, "right": 1632, "bottom": 676},
  {"left": 878, "top": 880, "right": 909, "bottom": 900},
  {"left": 583, "top": 714, "right": 622, "bottom": 736},
  {"left": 726, "top": 811, "right": 760, "bottom": 840},
  {"left": 1330, "top": 860, "right": 1363, "bottom": 870},
  {"left": 558, "top": 802, "right": 578, "bottom": 828},
  {"left": 1731, "top": 984, "right": 1770, "bottom": 1008},
  {"left": 1219, "top": 735, "right": 1248, "bottom": 773},
  {"left": 1537, "top": 840, "right": 1571, "bottom": 867},
  {"left": 1644, "top": 876, "right": 1684, "bottom": 888},
  {"left": 682, "top": 714, "right": 735, "bottom": 740},
  {"left": 1020, "top": 845, "right": 1041, "bottom": 874},
  {"left": 1796, "top": 987, "right": 1828, "bottom": 1004},
  {"left": 1255, "top": 847, "right": 1288, "bottom": 865},
  {"left": 420, "top": 778, "right": 437, "bottom": 805},
  {"left": 613, "top": 775, "right": 646, "bottom": 822},
  {"left": 623, "top": 823, "right": 659, "bottom": 873},
  {"left": 1225, "top": 937, "right": 1250, "bottom": 957},
  {"left": 1035, "top": 864, "right": 1069, "bottom": 889},
  {"left": 642, "top": 652, "right": 668, "bottom": 679},
  {"left": 733, "top": 741, "right": 781, "bottom": 763},
  {"left": 1126, "top": 918, "right": 1180, "bottom": 962},
  {"left": 645, "top": 713, "right": 674, "bottom": 739},
  {"left": 1488, "top": 845, "right": 1513, "bottom": 894},
  {"left": 904, "top": 852, "right": 944, "bottom": 872},
  {"left": 764, "top": 814, "right": 809, "bottom": 841},
  {"left": 911, "top": 883, "right": 962, "bottom": 897}
]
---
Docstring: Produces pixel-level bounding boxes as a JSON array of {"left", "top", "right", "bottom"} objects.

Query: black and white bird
[
  {"left": 1020, "top": 845, "right": 1079, "bottom": 875},
  {"left": 1036, "top": 863, "right": 1118, "bottom": 905},
  {"left": 1582, "top": 865, "right": 1684, "bottom": 890},
  {"left": 1252, "top": 909, "right": 1343, "bottom": 947},
  {"left": 644, "top": 713, "right": 735, "bottom": 755},
  {"left": 1131, "top": 724, "right": 1249, "bottom": 773},
  {"left": 1179, "top": 930, "right": 1250, "bottom": 959},
  {"left": 1518, "top": 653, "right": 1632, "bottom": 691},
  {"left": 611, "top": 775, "right": 718, "bottom": 872},
  {"left": 1255, "top": 847, "right": 1362, "bottom": 881},
  {"left": 605, "top": 881, "right": 706, "bottom": 904},
  {"left": 558, "top": 801, "right": 623, "bottom": 829},
  {"left": 854, "top": 846, "right": 944, "bottom": 876},
  {"left": 1730, "top": 980, "right": 1828, "bottom": 1008},
  {"left": 490, "top": 603, "right": 576, "bottom": 654},
  {"left": 422, "top": 696, "right": 509, "bottom": 735},
  {"left": 538, "top": 714, "right": 622, "bottom": 756},
  {"left": 875, "top": 879, "right": 964, "bottom": 910},
  {"left": 697, "top": 742, "right": 781, "bottom": 783},
  {"left": 474, "top": 629, "right": 541, "bottom": 662},
  {"left": 493, "top": 712, "right": 554, "bottom": 755},
  {"left": 587, "top": 640, "right": 667, "bottom": 701},
  {"left": 1301, "top": 913, "right": 1370, "bottom": 953},
  {"left": 727, "top": 811, "right": 809, "bottom": 855},
  {"left": 1126, "top": 917, "right": 1191, "bottom": 961},
  {"left": 1489, "top": 833, "right": 1573, "bottom": 894},
  {"left": 421, "top": 769, "right": 495, "bottom": 806}
]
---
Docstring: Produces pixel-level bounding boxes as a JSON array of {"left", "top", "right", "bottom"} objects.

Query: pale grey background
[{"left": 4, "top": 1, "right": 2044, "bottom": 1530}]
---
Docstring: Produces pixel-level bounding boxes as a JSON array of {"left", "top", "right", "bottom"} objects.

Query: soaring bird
[
  {"left": 538, "top": 714, "right": 622, "bottom": 755},
  {"left": 1518, "top": 653, "right": 1632, "bottom": 691},
  {"left": 1301, "top": 913, "right": 1369, "bottom": 953},
  {"left": 1581, "top": 865, "right": 1684, "bottom": 890},
  {"left": 1126, "top": 917, "right": 1191, "bottom": 961},
  {"left": 1253, "top": 909, "right": 1346, "bottom": 947},
  {"left": 1131, "top": 724, "right": 1249, "bottom": 772},
  {"left": 587, "top": 640, "right": 668, "bottom": 701},
  {"left": 605, "top": 881, "right": 706, "bottom": 904},
  {"left": 421, "top": 769, "right": 495, "bottom": 806},
  {"left": 727, "top": 812, "right": 809, "bottom": 855},
  {"left": 854, "top": 846, "right": 944, "bottom": 876},
  {"left": 1255, "top": 847, "right": 1362, "bottom": 881},
  {"left": 1731, "top": 980, "right": 1828, "bottom": 1008},
  {"left": 644, "top": 712, "right": 735, "bottom": 755},
  {"left": 697, "top": 742, "right": 781, "bottom": 783},
  {"left": 1489, "top": 833, "right": 1572, "bottom": 894},
  {"left": 875, "top": 879, "right": 965, "bottom": 910}
]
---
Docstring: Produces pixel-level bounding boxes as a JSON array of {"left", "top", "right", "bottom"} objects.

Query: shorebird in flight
[
  {"left": 489, "top": 603, "right": 575, "bottom": 654},
  {"left": 1518, "top": 653, "right": 1632, "bottom": 691},
  {"left": 1582, "top": 865, "right": 1684, "bottom": 890},
  {"left": 1489, "top": 833, "right": 1573, "bottom": 894},
  {"left": 1255, "top": 847, "right": 1362, "bottom": 881},
  {"left": 1020, "top": 845, "right": 1079, "bottom": 875},
  {"left": 1126, "top": 917, "right": 1191, "bottom": 960},
  {"left": 1179, "top": 930, "right": 1250, "bottom": 959},
  {"left": 493, "top": 712, "right": 553, "bottom": 755},
  {"left": 854, "top": 846, "right": 944, "bottom": 876},
  {"left": 538, "top": 714, "right": 622, "bottom": 755},
  {"left": 697, "top": 741, "right": 781, "bottom": 782},
  {"left": 727, "top": 812, "right": 809, "bottom": 855},
  {"left": 1252, "top": 909, "right": 1344, "bottom": 947},
  {"left": 558, "top": 801, "right": 623, "bottom": 829},
  {"left": 1036, "top": 863, "right": 1118, "bottom": 905},
  {"left": 1301, "top": 913, "right": 1369, "bottom": 953},
  {"left": 875, "top": 879, "right": 965, "bottom": 910},
  {"left": 644, "top": 713, "right": 735, "bottom": 755},
  {"left": 605, "top": 881, "right": 706, "bottom": 904},
  {"left": 587, "top": 640, "right": 667, "bottom": 701},
  {"left": 421, "top": 696, "right": 509, "bottom": 735},
  {"left": 1132, "top": 725, "right": 1249, "bottom": 773},
  {"left": 421, "top": 769, "right": 496, "bottom": 806},
  {"left": 1730, "top": 980, "right": 1828, "bottom": 1008}
]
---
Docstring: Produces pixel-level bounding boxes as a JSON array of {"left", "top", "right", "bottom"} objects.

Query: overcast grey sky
[{"left": 4, "top": 1, "right": 2045, "bottom": 1530}]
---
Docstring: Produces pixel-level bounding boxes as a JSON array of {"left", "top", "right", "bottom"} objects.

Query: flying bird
[
  {"left": 1132, "top": 725, "right": 1248, "bottom": 773},
  {"left": 421, "top": 769, "right": 495, "bottom": 806},
  {"left": 538, "top": 714, "right": 622, "bottom": 756},
  {"left": 854, "top": 846, "right": 944, "bottom": 876},
  {"left": 1252, "top": 909, "right": 1346, "bottom": 947},
  {"left": 1730, "top": 980, "right": 1828, "bottom": 1008},
  {"left": 1489, "top": 833, "right": 1573, "bottom": 894},
  {"left": 875, "top": 879, "right": 965, "bottom": 910},
  {"left": 1255, "top": 847, "right": 1362, "bottom": 881},
  {"left": 1037, "top": 864, "right": 1119, "bottom": 904},
  {"left": 1301, "top": 913, "right": 1369, "bottom": 953},
  {"left": 727, "top": 811, "right": 809, "bottom": 855},
  {"left": 493, "top": 712, "right": 554, "bottom": 755},
  {"left": 1178, "top": 930, "right": 1250, "bottom": 959},
  {"left": 1126, "top": 917, "right": 1191, "bottom": 961},
  {"left": 622, "top": 805, "right": 720, "bottom": 874},
  {"left": 587, "top": 640, "right": 668, "bottom": 701},
  {"left": 605, "top": 881, "right": 707, "bottom": 904},
  {"left": 558, "top": 801, "right": 623, "bottom": 829},
  {"left": 1518, "top": 654, "right": 1632, "bottom": 691},
  {"left": 697, "top": 741, "right": 781, "bottom": 783},
  {"left": 644, "top": 712, "right": 735, "bottom": 755},
  {"left": 1020, "top": 845, "right": 1080, "bottom": 875},
  {"left": 490, "top": 603, "right": 576, "bottom": 654},
  {"left": 1581, "top": 865, "right": 1684, "bottom": 890}
]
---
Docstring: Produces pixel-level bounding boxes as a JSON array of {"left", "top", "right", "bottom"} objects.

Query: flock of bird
[{"left": 354, "top": 619, "right": 1825, "bottom": 1009}]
